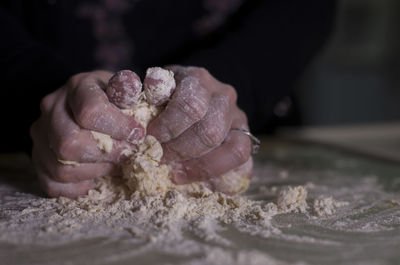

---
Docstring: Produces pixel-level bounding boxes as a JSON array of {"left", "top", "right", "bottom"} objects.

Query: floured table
[{"left": 1, "top": 137, "right": 399, "bottom": 265}]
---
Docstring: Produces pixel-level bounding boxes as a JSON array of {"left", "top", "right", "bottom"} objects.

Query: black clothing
[{"left": 0, "top": 0, "right": 336, "bottom": 151}]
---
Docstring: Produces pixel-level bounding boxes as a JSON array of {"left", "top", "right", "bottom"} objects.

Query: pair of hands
[{"left": 30, "top": 66, "right": 253, "bottom": 198}]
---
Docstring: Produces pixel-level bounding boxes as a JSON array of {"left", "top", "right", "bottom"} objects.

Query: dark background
[{"left": 295, "top": 0, "right": 400, "bottom": 126}]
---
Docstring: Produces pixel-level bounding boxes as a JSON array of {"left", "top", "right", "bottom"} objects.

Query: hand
[
  {"left": 30, "top": 71, "right": 145, "bottom": 198},
  {"left": 147, "top": 66, "right": 253, "bottom": 193}
]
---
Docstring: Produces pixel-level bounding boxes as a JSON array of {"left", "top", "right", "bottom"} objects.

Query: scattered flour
[
  {"left": 176, "top": 247, "right": 308, "bottom": 265},
  {"left": 144, "top": 67, "right": 176, "bottom": 106},
  {"left": 0, "top": 67, "right": 350, "bottom": 254},
  {"left": 276, "top": 186, "right": 308, "bottom": 213},
  {"left": 0, "top": 178, "right": 317, "bottom": 246},
  {"left": 122, "top": 96, "right": 161, "bottom": 129},
  {"left": 389, "top": 200, "right": 400, "bottom": 207},
  {"left": 312, "top": 196, "right": 349, "bottom": 217}
]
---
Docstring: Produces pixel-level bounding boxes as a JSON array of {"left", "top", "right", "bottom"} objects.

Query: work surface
[{"left": 1, "top": 138, "right": 399, "bottom": 265}]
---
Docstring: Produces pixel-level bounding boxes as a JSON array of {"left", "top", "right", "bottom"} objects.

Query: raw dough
[
  {"left": 91, "top": 131, "right": 113, "bottom": 153},
  {"left": 276, "top": 186, "right": 308, "bottom": 213},
  {"left": 0, "top": 67, "right": 349, "bottom": 248},
  {"left": 312, "top": 196, "right": 349, "bottom": 217}
]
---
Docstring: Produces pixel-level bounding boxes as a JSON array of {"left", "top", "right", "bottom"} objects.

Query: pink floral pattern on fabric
[
  {"left": 76, "top": 0, "right": 140, "bottom": 71},
  {"left": 74, "top": 0, "right": 245, "bottom": 69},
  {"left": 194, "top": 0, "right": 245, "bottom": 36}
]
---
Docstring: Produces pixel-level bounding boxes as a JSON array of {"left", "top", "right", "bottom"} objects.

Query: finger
[
  {"left": 34, "top": 119, "right": 119, "bottom": 183},
  {"left": 162, "top": 94, "right": 233, "bottom": 161},
  {"left": 32, "top": 139, "right": 95, "bottom": 198},
  {"left": 39, "top": 89, "right": 59, "bottom": 116},
  {"left": 39, "top": 145, "right": 117, "bottom": 184},
  {"left": 106, "top": 70, "right": 142, "bottom": 109},
  {"left": 165, "top": 65, "right": 220, "bottom": 85},
  {"left": 208, "top": 157, "right": 254, "bottom": 195},
  {"left": 66, "top": 71, "right": 145, "bottom": 142},
  {"left": 48, "top": 93, "right": 135, "bottom": 163},
  {"left": 171, "top": 109, "right": 251, "bottom": 184},
  {"left": 143, "top": 67, "right": 175, "bottom": 106},
  {"left": 36, "top": 168, "right": 95, "bottom": 199},
  {"left": 147, "top": 70, "right": 211, "bottom": 143}
]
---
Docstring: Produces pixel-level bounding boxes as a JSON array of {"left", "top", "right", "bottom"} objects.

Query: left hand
[
  {"left": 147, "top": 66, "right": 253, "bottom": 193},
  {"left": 30, "top": 71, "right": 145, "bottom": 198}
]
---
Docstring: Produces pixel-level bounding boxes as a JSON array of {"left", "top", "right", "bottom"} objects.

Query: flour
[
  {"left": 389, "top": 200, "right": 400, "bottom": 207},
  {"left": 122, "top": 135, "right": 174, "bottom": 196},
  {"left": 0, "top": 67, "right": 350, "bottom": 253},
  {"left": 91, "top": 131, "right": 113, "bottom": 153},
  {"left": 122, "top": 97, "right": 161, "bottom": 129},
  {"left": 144, "top": 67, "right": 176, "bottom": 106},
  {"left": 57, "top": 159, "right": 80, "bottom": 166},
  {"left": 312, "top": 196, "right": 349, "bottom": 217},
  {"left": 177, "top": 247, "right": 308, "bottom": 265},
  {"left": 276, "top": 186, "right": 308, "bottom": 213},
  {"left": 0, "top": 176, "right": 331, "bottom": 247}
]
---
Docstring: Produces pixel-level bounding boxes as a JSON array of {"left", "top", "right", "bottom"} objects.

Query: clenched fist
[
  {"left": 148, "top": 66, "right": 253, "bottom": 192},
  {"left": 31, "top": 66, "right": 253, "bottom": 198},
  {"left": 30, "top": 71, "right": 145, "bottom": 198}
]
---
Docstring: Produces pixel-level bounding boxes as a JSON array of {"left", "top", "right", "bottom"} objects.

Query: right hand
[
  {"left": 147, "top": 66, "right": 253, "bottom": 194},
  {"left": 30, "top": 71, "right": 145, "bottom": 198}
]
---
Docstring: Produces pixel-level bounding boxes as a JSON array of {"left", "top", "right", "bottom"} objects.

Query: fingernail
[
  {"left": 173, "top": 170, "right": 188, "bottom": 184},
  {"left": 128, "top": 127, "right": 145, "bottom": 143}
]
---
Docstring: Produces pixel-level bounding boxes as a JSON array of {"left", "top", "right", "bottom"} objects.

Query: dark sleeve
[
  {"left": 178, "top": 0, "right": 336, "bottom": 133},
  {"left": 0, "top": 8, "right": 77, "bottom": 152}
]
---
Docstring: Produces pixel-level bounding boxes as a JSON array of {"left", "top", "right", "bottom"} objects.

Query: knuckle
[
  {"left": 231, "top": 137, "right": 251, "bottom": 165},
  {"left": 75, "top": 101, "right": 101, "bottom": 127},
  {"left": 39, "top": 94, "right": 53, "bottom": 113},
  {"left": 29, "top": 120, "right": 39, "bottom": 140},
  {"left": 195, "top": 98, "right": 230, "bottom": 148},
  {"left": 67, "top": 72, "right": 88, "bottom": 87},
  {"left": 67, "top": 74, "right": 81, "bottom": 88},
  {"left": 237, "top": 109, "right": 248, "bottom": 123},
  {"left": 195, "top": 67, "right": 209, "bottom": 77},
  {"left": 188, "top": 67, "right": 210, "bottom": 79},
  {"left": 55, "top": 135, "right": 78, "bottom": 159},
  {"left": 212, "top": 94, "right": 230, "bottom": 111},
  {"left": 234, "top": 111, "right": 249, "bottom": 130},
  {"left": 221, "top": 84, "right": 237, "bottom": 104},
  {"left": 197, "top": 122, "right": 226, "bottom": 148},
  {"left": 177, "top": 94, "right": 208, "bottom": 122}
]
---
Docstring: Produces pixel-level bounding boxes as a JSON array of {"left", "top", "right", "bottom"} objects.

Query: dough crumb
[
  {"left": 91, "top": 131, "right": 113, "bottom": 153},
  {"left": 122, "top": 135, "right": 174, "bottom": 197},
  {"left": 121, "top": 96, "right": 161, "bottom": 128},
  {"left": 57, "top": 159, "right": 80, "bottom": 166},
  {"left": 276, "top": 186, "right": 308, "bottom": 213},
  {"left": 1, "top": 67, "right": 351, "bottom": 248},
  {"left": 312, "top": 196, "right": 349, "bottom": 217},
  {"left": 389, "top": 200, "right": 400, "bottom": 207},
  {"left": 144, "top": 67, "right": 176, "bottom": 105}
]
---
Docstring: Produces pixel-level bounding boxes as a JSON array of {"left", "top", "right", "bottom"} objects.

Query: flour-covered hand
[
  {"left": 147, "top": 66, "right": 253, "bottom": 192},
  {"left": 30, "top": 71, "right": 145, "bottom": 198}
]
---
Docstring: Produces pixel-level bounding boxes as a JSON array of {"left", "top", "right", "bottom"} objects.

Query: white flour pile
[
  {"left": 312, "top": 196, "right": 349, "bottom": 217},
  {"left": 0, "top": 68, "right": 348, "bottom": 247},
  {"left": 0, "top": 178, "right": 348, "bottom": 246}
]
